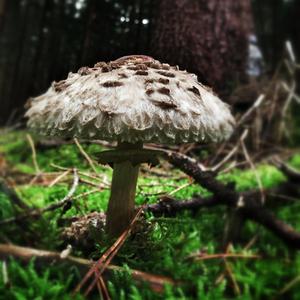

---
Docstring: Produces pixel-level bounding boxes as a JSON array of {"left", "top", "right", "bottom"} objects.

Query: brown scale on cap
[
  {"left": 110, "top": 62, "right": 123, "bottom": 69},
  {"left": 94, "top": 61, "right": 113, "bottom": 72},
  {"left": 114, "top": 55, "right": 154, "bottom": 64},
  {"left": 144, "top": 78, "right": 169, "bottom": 87},
  {"left": 53, "top": 80, "right": 69, "bottom": 92},
  {"left": 78, "top": 67, "right": 91, "bottom": 76},
  {"left": 127, "top": 66, "right": 139, "bottom": 71},
  {"left": 188, "top": 86, "right": 201, "bottom": 96},
  {"left": 118, "top": 73, "right": 128, "bottom": 79},
  {"left": 143, "top": 61, "right": 154, "bottom": 67},
  {"left": 157, "top": 87, "right": 170, "bottom": 96},
  {"left": 102, "top": 81, "right": 123, "bottom": 88},
  {"left": 156, "top": 71, "right": 176, "bottom": 78},
  {"left": 161, "top": 64, "right": 170, "bottom": 70},
  {"left": 148, "top": 62, "right": 161, "bottom": 69},
  {"left": 158, "top": 78, "right": 169, "bottom": 85},
  {"left": 102, "top": 66, "right": 111, "bottom": 72},
  {"left": 126, "top": 63, "right": 148, "bottom": 71},
  {"left": 145, "top": 79, "right": 155, "bottom": 84},
  {"left": 94, "top": 62, "right": 107, "bottom": 68},
  {"left": 136, "top": 64, "right": 148, "bottom": 70},
  {"left": 151, "top": 99, "right": 177, "bottom": 109},
  {"left": 135, "top": 70, "right": 148, "bottom": 76},
  {"left": 146, "top": 89, "right": 154, "bottom": 96}
]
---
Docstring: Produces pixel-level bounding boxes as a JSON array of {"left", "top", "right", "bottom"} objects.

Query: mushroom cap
[{"left": 25, "top": 56, "right": 235, "bottom": 144}]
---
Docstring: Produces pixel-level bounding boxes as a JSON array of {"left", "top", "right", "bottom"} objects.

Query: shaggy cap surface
[{"left": 25, "top": 55, "right": 235, "bottom": 144}]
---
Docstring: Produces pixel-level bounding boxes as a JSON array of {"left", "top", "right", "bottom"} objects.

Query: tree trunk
[
  {"left": 0, "top": 0, "right": 6, "bottom": 32},
  {"left": 151, "top": 0, "right": 253, "bottom": 96}
]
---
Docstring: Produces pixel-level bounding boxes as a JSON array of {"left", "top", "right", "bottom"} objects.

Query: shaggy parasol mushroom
[{"left": 25, "top": 55, "right": 235, "bottom": 237}]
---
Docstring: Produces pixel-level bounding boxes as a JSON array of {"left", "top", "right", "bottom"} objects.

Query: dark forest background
[{"left": 0, "top": 0, "right": 299, "bottom": 125}]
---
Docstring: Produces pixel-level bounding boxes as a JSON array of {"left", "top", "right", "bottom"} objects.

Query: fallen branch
[
  {"left": 241, "top": 207, "right": 300, "bottom": 248},
  {"left": 164, "top": 151, "right": 238, "bottom": 204},
  {"left": 0, "top": 243, "right": 176, "bottom": 293},
  {"left": 272, "top": 157, "right": 300, "bottom": 182},
  {"left": 146, "top": 195, "right": 219, "bottom": 216},
  {"left": 162, "top": 151, "right": 300, "bottom": 249},
  {"left": 59, "top": 181, "right": 300, "bottom": 251}
]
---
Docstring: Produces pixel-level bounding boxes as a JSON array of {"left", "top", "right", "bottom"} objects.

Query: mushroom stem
[{"left": 106, "top": 142, "right": 142, "bottom": 237}]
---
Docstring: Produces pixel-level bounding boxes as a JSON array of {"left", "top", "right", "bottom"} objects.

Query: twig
[
  {"left": 97, "top": 275, "right": 111, "bottom": 300},
  {"left": 48, "top": 169, "right": 71, "bottom": 187},
  {"left": 79, "top": 178, "right": 109, "bottom": 190},
  {"left": 279, "top": 275, "right": 300, "bottom": 295},
  {"left": 235, "top": 94, "right": 265, "bottom": 129},
  {"left": 211, "top": 130, "right": 248, "bottom": 172},
  {"left": 163, "top": 150, "right": 300, "bottom": 249},
  {"left": 140, "top": 166, "right": 174, "bottom": 178},
  {"left": 279, "top": 81, "right": 296, "bottom": 139},
  {"left": 82, "top": 209, "right": 143, "bottom": 295},
  {"left": 164, "top": 150, "right": 237, "bottom": 204},
  {"left": 145, "top": 195, "right": 219, "bottom": 216},
  {"left": 211, "top": 143, "right": 239, "bottom": 172},
  {"left": 49, "top": 182, "right": 300, "bottom": 251},
  {"left": 51, "top": 163, "right": 110, "bottom": 186},
  {"left": 281, "top": 81, "right": 300, "bottom": 104},
  {"left": 74, "top": 208, "right": 144, "bottom": 296},
  {"left": 286, "top": 40, "right": 296, "bottom": 64},
  {"left": 210, "top": 94, "right": 265, "bottom": 166},
  {"left": 192, "top": 253, "right": 260, "bottom": 261},
  {"left": 26, "top": 134, "right": 41, "bottom": 174},
  {"left": 241, "top": 136, "right": 265, "bottom": 204},
  {"left": 0, "top": 243, "right": 176, "bottom": 293},
  {"left": 167, "top": 181, "right": 194, "bottom": 196},
  {"left": 224, "top": 260, "right": 241, "bottom": 295},
  {"left": 242, "top": 207, "right": 300, "bottom": 248},
  {"left": 0, "top": 169, "right": 80, "bottom": 225},
  {"left": 74, "top": 138, "right": 98, "bottom": 174}
]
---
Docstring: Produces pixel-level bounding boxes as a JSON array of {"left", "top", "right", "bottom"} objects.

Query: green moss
[
  {"left": 289, "top": 154, "right": 300, "bottom": 170},
  {"left": 0, "top": 131, "right": 106, "bottom": 173},
  {"left": 219, "top": 164, "right": 286, "bottom": 191},
  {"left": 1, "top": 130, "right": 300, "bottom": 299},
  {"left": 0, "top": 260, "right": 83, "bottom": 300}
]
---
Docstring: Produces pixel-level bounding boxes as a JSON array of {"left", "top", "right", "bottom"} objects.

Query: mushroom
[{"left": 25, "top": 55, "right": 235, "bottom": 237}]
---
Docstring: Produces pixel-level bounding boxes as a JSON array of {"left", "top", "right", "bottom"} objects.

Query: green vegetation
[{"left": 1, "top": 130, "right": 300, "bottom": 299}]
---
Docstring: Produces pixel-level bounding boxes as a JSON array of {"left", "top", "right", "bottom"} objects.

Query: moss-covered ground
[{"left": 1, "top": 130, "right": 300, "bottom": 299}]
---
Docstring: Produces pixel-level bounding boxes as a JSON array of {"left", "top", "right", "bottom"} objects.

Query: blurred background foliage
[{"left": 0, "top": 0, "right": 299, "bottom": 125}]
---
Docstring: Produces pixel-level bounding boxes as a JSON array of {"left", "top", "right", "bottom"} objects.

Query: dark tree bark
[
  {"left": 11, "top": 1, "right": 47, "bottom": 115},
  {"left": 151, "top": 0, "right": 253, "bottom": 96},
  {"left": 0, "top": 0, "right": 6, "bottom": 32},
  {"left": 0, "top": 0, "right": 28, "bottom": 123}
]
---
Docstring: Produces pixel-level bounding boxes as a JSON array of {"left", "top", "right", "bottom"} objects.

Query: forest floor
[{"left": 1, "top": 129, "right": 300, "bottom": 299}]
